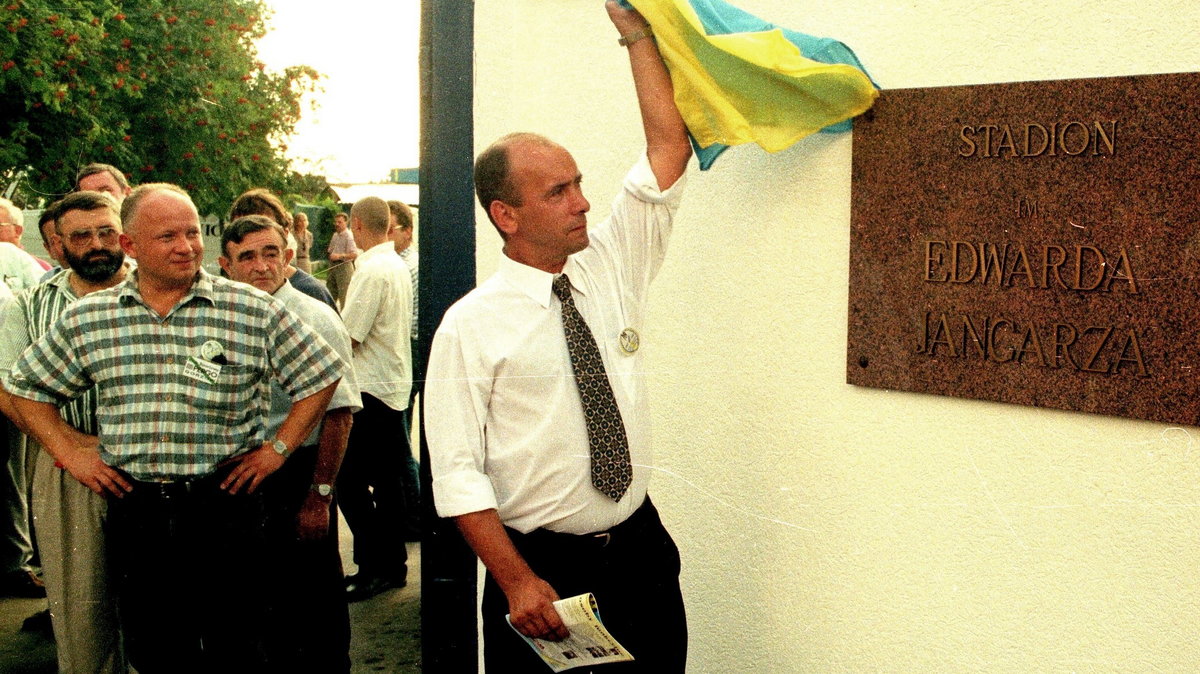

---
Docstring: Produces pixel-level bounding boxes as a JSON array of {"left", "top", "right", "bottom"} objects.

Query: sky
[{"left": 255, "top": 0, "right": 421, "bottom": 184}]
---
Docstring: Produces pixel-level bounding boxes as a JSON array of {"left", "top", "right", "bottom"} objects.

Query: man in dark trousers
[{"left": 425, "top": 3, "right": 693, "bottom": 671}]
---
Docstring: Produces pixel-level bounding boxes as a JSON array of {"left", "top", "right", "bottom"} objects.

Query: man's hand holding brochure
[{"left": 507, "top": 593, "right": 635, "bottom": 672}]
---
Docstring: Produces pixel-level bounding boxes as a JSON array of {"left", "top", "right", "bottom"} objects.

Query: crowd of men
[
  {"left": 0, "top": 166, "right": 420, "bottom": 672},
  {"left": 0, "top": 3, "right": 695, "bottom": 672}
]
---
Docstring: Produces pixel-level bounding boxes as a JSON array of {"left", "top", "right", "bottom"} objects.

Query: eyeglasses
[{"left": 65, "top": 227, "right": 120, "bottom": 246}]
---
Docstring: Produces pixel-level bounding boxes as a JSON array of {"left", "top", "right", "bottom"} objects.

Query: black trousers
[
  {"left": 259, "top": 444, "right": 351, "bottom": 673},
  {"left": 482, "top": 498, "right": 688, "bottom": 673},
  {"left": 337, "top": 393, "right": 409, "bottom": 579},
  {"left": 106, "top": 466, "right": 269, "bottom": 674}
]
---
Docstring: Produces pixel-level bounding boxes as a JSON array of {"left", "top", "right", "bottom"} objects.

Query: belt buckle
[{"left": 592, "top": 532, "right": 612, "bottom": 547}]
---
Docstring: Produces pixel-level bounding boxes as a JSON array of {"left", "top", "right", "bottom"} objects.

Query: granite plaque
[{"left": 847, "top": 72, "right": 1200, "bottom": 426}]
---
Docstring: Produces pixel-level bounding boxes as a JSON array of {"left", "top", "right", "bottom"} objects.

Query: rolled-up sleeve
[{"left": 424, "top": 307, "right": 499, "bottom": 518}]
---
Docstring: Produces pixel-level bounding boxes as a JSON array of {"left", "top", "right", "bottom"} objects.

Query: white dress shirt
[
  {"left": 342, "top": 241, "right": 413, "bottom": 411},
  {"left": 426, "top": 155, "right": 686, "bottom": 534}
]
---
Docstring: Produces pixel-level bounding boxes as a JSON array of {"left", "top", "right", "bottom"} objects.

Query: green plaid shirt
[{"left": 6, "top": 269, "right": 344, "bottom": 479}]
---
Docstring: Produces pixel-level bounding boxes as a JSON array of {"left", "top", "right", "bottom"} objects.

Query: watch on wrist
[
  {"left": 271, "top": 438, "right": 292, "bottom": 457},
  {"left": 312, "top": 483, "right": 334, "bottom": 497},
  {"left": 618, "top": 25, "right": 654, "bottom": 47}
]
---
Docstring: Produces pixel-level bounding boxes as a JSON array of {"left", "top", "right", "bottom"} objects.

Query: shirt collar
[
  {"left": 272, "top": 278, "right": 299, "bottom": 302},
  {"left": 46, "top": 268, "right": 75, "bottom": 297},
  {"left": 358, "top": 240, "right": 396, "bottom": 263},
  {"left": 118, "top": 267, "right": 214, "bottom": 307},
  {"left": 498, "top": 253, "right": 586, "bottom": 309}
]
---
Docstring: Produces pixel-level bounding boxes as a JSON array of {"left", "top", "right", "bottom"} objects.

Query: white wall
[{"left": 473, "top": 1, "right": 1200, "bottom": 670}]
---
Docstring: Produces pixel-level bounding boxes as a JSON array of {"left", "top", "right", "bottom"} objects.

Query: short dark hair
[
  {"left": 221, "top": 214, "right": 287, "bottom": 259},
  {"left": 54, "top": 191, "right": 121, "bottom": 235},
  {"left": 387, "top": 200, "right": 413, "bottom": 230},
  {"left": 38, "top": 200, "right": 63, "bottom": 245},
  {"left": 229, "top": 188, "right": 291, "bottom": 229},
  {"left": 350, "top": 197, "right": 389, "bottom": 236},
  {"left": 74, "top": 163, "right": 130, "bottom": 192}
]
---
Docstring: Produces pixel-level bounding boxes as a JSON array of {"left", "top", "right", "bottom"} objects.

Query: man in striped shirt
[
  {"left": 0, "top": 191, "right": 132, "bottom": 673},
  {"left": 6, "top": 183, "right": 345, "bottom": 672}
]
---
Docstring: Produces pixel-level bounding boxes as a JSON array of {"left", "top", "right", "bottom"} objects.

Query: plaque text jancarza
[
  {"left": 916, "top": 312, "right": 1147, "bottom": 376},
  {"left": 958, "top": 121, "right": 1117, "bottom": 158}
]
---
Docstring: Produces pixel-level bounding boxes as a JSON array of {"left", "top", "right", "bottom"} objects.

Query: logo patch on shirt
[
  {"left": 199, "top": 339, "right": 224, "bottom": 361},
  {"left": 182, "top": 356, "right": 221, "bottom": 384},
  {"left": 618, "top": 327, "right": 640, "bottom": 355}
]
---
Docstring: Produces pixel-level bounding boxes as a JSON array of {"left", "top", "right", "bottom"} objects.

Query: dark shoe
[
  {"left": 21, "top": 608, "right": 52, "bottom": 635},
  {"left": 0, "top": 569, "right": 46, "bottom": 598},
  {"left": 345, "top": 573, "right": 405, "bottom": 602}
]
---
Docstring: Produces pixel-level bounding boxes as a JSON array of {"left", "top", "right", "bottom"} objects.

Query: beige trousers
[
  {"left": 325, "top": 260, "right": 355, "bottom": 308},
  {"left": 31, "top": 444, "right": 128, "bottom": 674}
]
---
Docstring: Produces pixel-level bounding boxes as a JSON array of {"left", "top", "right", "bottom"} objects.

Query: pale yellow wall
[{"left": 473, "top": 1, "right": 1200, "bottom": 670}]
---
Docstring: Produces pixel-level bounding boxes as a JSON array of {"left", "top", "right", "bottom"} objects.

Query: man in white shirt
[
  {"left": 425, "top": 3, "right": 693, "bottom": 671},
  {"left": 0, "top": 199, "right": 50, "bottom": 276},
  {"left": 338, "top": 196, "right": 414, "bottom": 601}
]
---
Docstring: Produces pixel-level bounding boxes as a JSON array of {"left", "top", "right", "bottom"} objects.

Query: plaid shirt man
[{"left": 6, "top": 268, "right": 344, "bottom": 479}]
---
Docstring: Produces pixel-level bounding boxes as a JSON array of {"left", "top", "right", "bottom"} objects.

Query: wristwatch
[
  {"left": 271, "top": 438, "right": 292, "bottom": 457},
  {"left": 312, "top": 483, "right": 334, "bottom": 498}
]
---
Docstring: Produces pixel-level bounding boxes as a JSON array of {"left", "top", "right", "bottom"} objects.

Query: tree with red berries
[{"left": 0, "top": 0, "right": 319, "bottom": 215}]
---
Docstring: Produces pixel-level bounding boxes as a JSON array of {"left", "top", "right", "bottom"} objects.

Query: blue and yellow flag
[{"left": 617, "top": 0, "right": 878, "bottom": 168}]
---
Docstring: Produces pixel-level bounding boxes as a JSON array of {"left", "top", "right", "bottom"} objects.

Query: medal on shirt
[
  {"left": 199, "top": 339, "right": 224, "bottom": 361},
  {"left": 618, "top": 327, "right": 640, "bottom": 354}
]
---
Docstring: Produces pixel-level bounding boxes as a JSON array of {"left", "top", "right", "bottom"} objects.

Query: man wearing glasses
[{"left": 0, "top": 191, "right": 132, "bottom": 673}]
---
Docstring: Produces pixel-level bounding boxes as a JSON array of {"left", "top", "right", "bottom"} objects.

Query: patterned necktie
[{"left": 552, "top": 274, "right": 632, "bottom": 501}]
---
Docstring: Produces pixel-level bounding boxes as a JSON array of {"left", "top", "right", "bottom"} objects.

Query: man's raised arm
[{"left": 607, "top": 0, "right": 692, "bottom": 189}]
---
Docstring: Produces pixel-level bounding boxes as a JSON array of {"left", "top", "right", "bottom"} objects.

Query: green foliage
[{"left": 0, "top": 0, "right": 320, "bottom": 215}]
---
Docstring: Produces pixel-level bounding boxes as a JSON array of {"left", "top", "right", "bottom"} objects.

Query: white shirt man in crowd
[{"left": 338, "top": 196, "right": 414, "bottom": 601}]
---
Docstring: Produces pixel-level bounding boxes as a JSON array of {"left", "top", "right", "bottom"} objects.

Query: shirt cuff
[
  {"left": 432, "top": 470, "right": 500, "bottom": 519},
  {"left": 623, "top": 152, "right": 688, "bottom": 205}
]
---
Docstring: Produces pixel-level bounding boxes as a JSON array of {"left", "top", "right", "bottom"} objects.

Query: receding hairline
[
  {"left": 120, "top": 184, "right": 196, "bottom": 235},
  {"left": 474, "top": 132, "right": 567, "bottom": 231}
]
